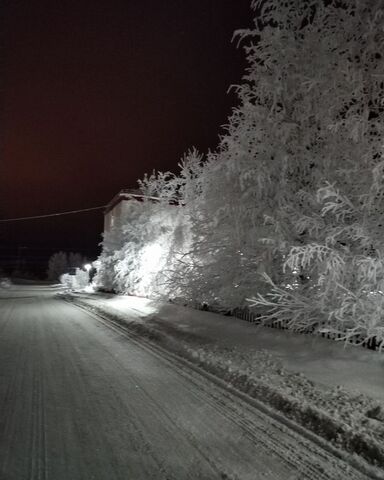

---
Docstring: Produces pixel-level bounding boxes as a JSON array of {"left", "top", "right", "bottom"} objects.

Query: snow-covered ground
[
  {"left": 1, "top": 283, "right": 378, "bottom": 480},
  {"left": 67, "top": 290, "right": 384, "bottom": 472}
]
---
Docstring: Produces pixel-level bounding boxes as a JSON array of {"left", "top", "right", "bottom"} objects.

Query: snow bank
[{"left": 0, "top": 278, "right": 11, "bottom": 289}]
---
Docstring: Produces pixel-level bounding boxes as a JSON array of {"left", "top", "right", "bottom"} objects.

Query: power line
[{"left": 0, "top": 205, "right": 106, "bottom": 223}]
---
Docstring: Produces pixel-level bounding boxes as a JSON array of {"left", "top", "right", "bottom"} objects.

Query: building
[
  {"left": 103, "top": 189, "right": 162, "bottom": 235},
  {"left": 104, "top": 189, "right": 139, "bottom": 234}
]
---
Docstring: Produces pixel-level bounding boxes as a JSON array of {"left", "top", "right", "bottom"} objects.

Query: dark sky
[{"left": 1, "top": 0, "right": 252, "bottom": 274}]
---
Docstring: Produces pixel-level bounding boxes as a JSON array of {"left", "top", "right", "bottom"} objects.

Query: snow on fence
[{"left": 200, "top": 305, "right": 382, "bottom": 352}]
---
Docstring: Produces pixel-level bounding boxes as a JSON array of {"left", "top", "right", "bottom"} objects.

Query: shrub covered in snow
[
  {"left": 47, "top": 251, "right": 88, "bottom": 281},
  {"left": 94, "top": 189, "right": 191, "bottom": 298},
  {"left": 60, "top": 268, "right": 90, "bottom": 291}
]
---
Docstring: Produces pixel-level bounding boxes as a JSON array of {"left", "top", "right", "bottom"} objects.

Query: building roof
[{"left": 104, "top": 189, "right": 160, "bottom": 215}]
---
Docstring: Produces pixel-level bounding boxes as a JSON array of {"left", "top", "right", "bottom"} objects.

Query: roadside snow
[
  {"left": 0, "top": 278, "right": 11, "bottom": 289},
  {"left": 66, "top": 291, "right": 384, "bottom": 471},
  {"left": 74, "top": 292, "right": 384, "bottom": 400}
]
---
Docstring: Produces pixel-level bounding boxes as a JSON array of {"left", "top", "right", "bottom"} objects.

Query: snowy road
[{"left": 0, "top": 285, "right": 375, "bottom": 479}]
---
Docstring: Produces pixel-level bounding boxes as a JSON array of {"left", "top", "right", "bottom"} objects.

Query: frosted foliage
[
  {"left": 94, "top": 196, "right": 191, "bottom": 298},
  {"left": 96, "top": 0, "right": 384, "bottom": 348},
  {"left": 138, "top": 170, "right": 180, "bottom": 203},
  {"left": 47, "top": 252, "right": 68, "bottom": 281},
  {"left": 244, "top": 0, "right": 384, "bottom": 348},
  {"left": 47, "top": 251, "right": 88, "bottom": 281},
  {"left": 60, "top": 268, "right": 90, "bottom": 290},
  {"left": 160, "top": 148, "right": 269, "bottom": 308}
]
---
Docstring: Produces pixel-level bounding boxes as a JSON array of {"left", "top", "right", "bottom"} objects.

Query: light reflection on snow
[
  {"left": 106, "top": 294, "right": 158, "bottom": 316},
  {"left": 137, "top": 241, "right": 167, "bottom": 297},
  {"left": 84, "top": 284, "right": 96, "bottom": 293},
  {"left": 140, "top": 242, "right": 165, "bottom": 278}
]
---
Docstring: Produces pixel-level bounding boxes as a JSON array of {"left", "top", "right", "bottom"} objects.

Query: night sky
[{"left": 1, "top": 0, "right": 252, "bottom": 275}]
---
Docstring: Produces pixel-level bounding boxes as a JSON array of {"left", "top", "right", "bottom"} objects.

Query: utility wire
[{"left": 0, "top": 205, "right": 106, "bottom": 222}]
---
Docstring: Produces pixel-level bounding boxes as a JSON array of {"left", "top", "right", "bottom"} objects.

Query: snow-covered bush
[
  {"left": 158, "top": 148, "right": 268, "bottom": 309},
  {"left": 60, "top": 268, "right": 90, "bottom": 291},
  {"left": 94, "top": 187, "right": 191, "bottom": 298},
  {"left": 115, "top": 201, "right": 190, "bottom": 298},
  {"left": 60, "top": 273, "right": 73, "bottom": 289},
  {"left": 47, "top": 251, "right": 88, "bottom": 281}
]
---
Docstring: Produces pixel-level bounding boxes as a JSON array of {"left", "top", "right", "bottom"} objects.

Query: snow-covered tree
[
  {"left": 47, "top": 251, "right": 69, "bottom": 281},
  {"left": 60, "top": 268, "right": 90, "bottom": 290},
  {"left": 68, "top": 252, "right": 87, "bottom": 270},
  {"left": 158, "top": 148, "right": 266, "bottom": 308},
  {"left": 95, "top": 0, "right": 384, "bottom": 350},
  {"left": 243, "top": 0, "right": 384, "bottom": 347},
  {"left": 94, "top": 183, "right": 190, "bottom": 297},
  {"left": 47, "top": 251, "right": 88, "bottom": 282}
]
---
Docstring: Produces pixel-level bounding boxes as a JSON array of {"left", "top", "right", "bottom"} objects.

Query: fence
[{"left": 199, "top": 304, "right": 382, "bottom": 352}]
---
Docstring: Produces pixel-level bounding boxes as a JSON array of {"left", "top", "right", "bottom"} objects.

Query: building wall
[
  {"left": 104, "top": 201, "right": 123, "bottom": 234},
  {"left": 104, "top": 209, "right": 114, "bottom": 234},
  {"left": 104, "top": 197, "right": 142, "bottom": 235}
]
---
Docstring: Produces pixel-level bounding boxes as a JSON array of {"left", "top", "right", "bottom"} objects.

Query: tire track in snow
[
  {"left": 52, "top": 314, "right": 221, "bottom": 480},
  {"left": 83, "top": 303, "right": 379, "bottom": 480},
  {"left": 0, "top": 311, "right": 31, "bottom": 480},
  {"left": 28, "top": 371, "right": 48, "bottom": 480},
  {"left": 0, "top": 288, "right": 380, "bottom": 480}
]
